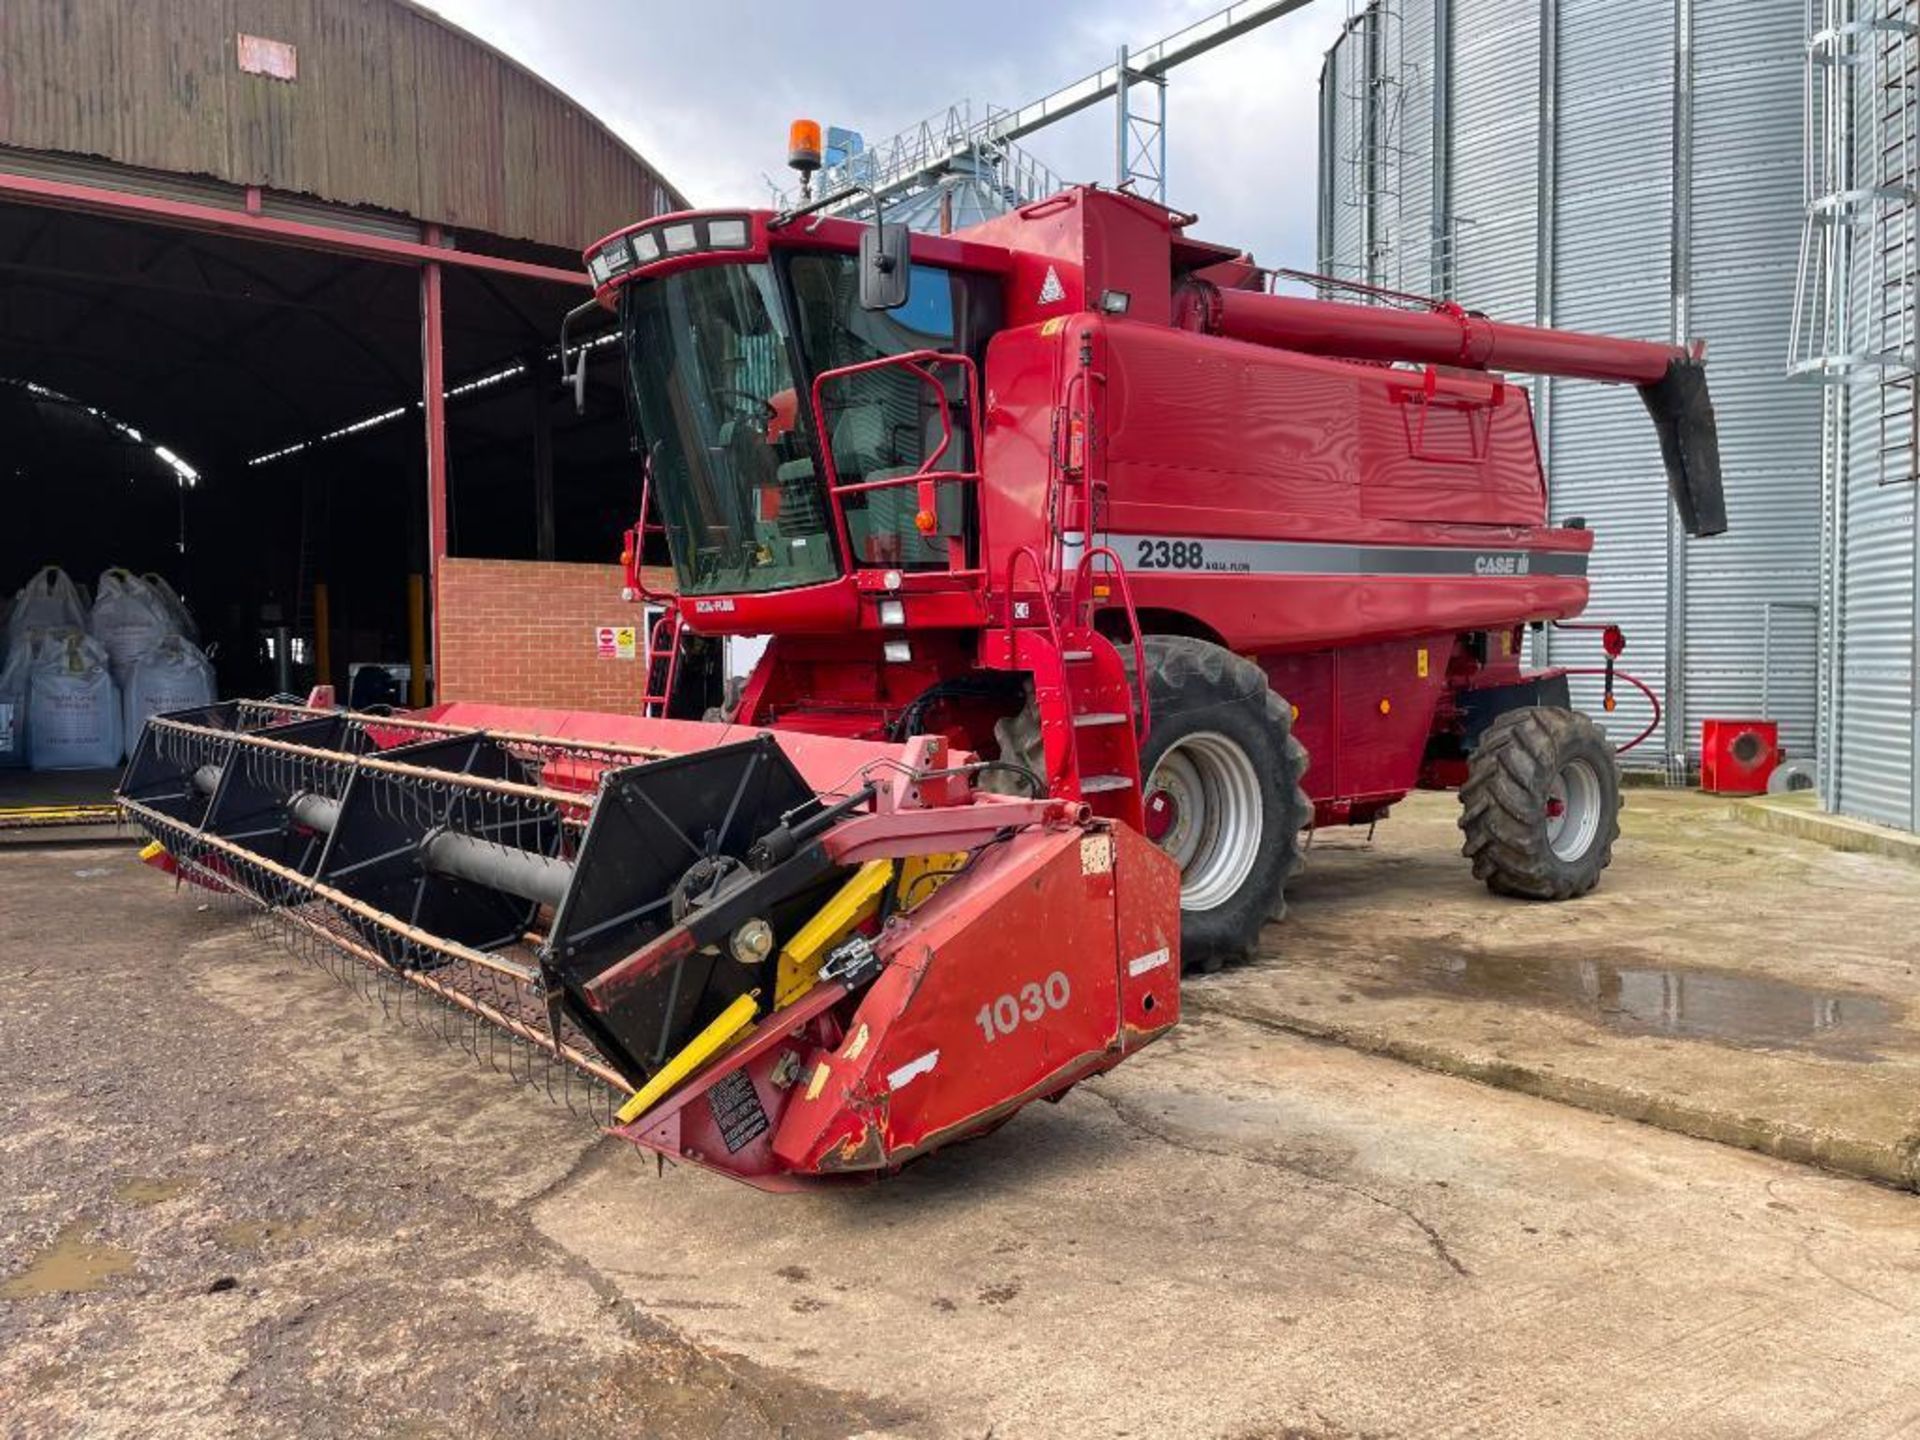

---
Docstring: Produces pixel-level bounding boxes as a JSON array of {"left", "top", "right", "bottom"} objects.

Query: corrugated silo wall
[
  {"left": 1550, "top": 0, "right": 1675, "bottom": 764},
  {"left": 1449, "top": 0, "right": 1538, "bottom": 321},
  {"left": 1318, "top": 0, "right": 1819, "bottom": 772},
  {"left": 1320, "top": 17, "right": 1368, "bottom": 278},
  {"left": 1391, "top": 0, "right": 1437, "bottom": 291},
  {"left": 1688, "top": 0, "right": 1822, "bottom": 776},
  {"left": 1839, "top": 382, "right": 1919, "bottom": 827},
  {"left": 1835, "top": 18, "right": 1920, "bottom": 832}
]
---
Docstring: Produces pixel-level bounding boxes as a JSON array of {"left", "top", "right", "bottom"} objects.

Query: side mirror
[
  {"left": 859, "top": 222, "right": 911, "bottom": 311},
  {"left": 558, "top": 297, "right": 600, "bottom": 415}
]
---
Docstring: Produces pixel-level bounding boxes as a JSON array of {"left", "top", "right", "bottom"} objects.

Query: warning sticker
[
  {"left": 1080, "top": 833, "right": 1114, "bottom": 875},
  {"left": 595, "top": 625, "right": 638, "bottom": 660},
  {"left": 707, "top": 1069, "right": 770, "bottom": 1154},
  {"left": 1038, "top": 265, "right": 1066, "bottom": 305}
]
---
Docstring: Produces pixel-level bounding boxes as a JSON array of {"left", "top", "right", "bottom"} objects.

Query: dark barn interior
[
  {"left": 0, "top": 199, "right": 636, "bottom": 699},
  {"left": 0, "top": 0, "right": 682, "bottom": 822}
]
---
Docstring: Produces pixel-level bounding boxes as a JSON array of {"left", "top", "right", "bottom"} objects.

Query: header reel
[{"left": 120, "top": 700, "right": 1181, "bottom": 1188}]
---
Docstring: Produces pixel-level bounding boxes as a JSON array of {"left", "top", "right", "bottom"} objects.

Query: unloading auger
[{"left": 118, "top": 699, "right": 1179, "bottom": 1188}]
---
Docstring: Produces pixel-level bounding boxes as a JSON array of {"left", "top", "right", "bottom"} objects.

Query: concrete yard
[
  {"left": 1232, "top": 789, "right": 1920, "bottom": 1188},
  {"left": 6, "top": 791, "right": 1920, "bottom": 1438}
]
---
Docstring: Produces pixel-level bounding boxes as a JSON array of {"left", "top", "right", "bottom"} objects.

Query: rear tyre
[
  {"left": 1458, "top": 706, "right": 1621, "bottom": 901},
  {"left": 1131, "top": 637, "right": 1311, "bottom": 973}
]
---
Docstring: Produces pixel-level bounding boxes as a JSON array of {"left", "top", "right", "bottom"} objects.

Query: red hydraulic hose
[{"left": 1561, "top": 667, "right": 1662, "bottom": 754}]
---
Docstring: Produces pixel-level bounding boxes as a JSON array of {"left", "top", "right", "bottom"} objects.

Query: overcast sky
[{"left": 413, "top": 1, "right": 1353, "bottom": 269}]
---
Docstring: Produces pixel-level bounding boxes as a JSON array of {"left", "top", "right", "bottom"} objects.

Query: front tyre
[
  {"left": 1458, "top": 706, "right": 1621, "bottom": 900},
  {"left": 1133, "top": 637, "right": 1310, "bottom": 973}
]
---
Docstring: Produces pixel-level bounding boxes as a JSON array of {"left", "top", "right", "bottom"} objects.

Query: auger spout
[{"left": 1173, "top": 281, "right": 1727, "bottom": 537}]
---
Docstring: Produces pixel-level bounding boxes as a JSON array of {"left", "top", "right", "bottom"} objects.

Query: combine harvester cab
[{"left": 119, "top": 700, "right": 1179, "bottom": 1188}]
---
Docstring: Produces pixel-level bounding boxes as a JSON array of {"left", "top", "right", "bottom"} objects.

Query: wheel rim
[
  {"left": 1144, "top": 731, "right": 1263, "bottom": 912},
  {"left": 1545, "top": 757, "right": 1603, "bottom": 862}
]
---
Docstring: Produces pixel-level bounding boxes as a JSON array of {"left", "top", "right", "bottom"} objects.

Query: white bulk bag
[
  {"left": 90, "top": 568, "right": 175, "bottom": 687},
  {"left": 124, "top": 633, "right": 216, "bottom": 740},
  {"left": 140, "top": 572, "right": 199, "bottom": 642},
  {"left": 7, "top": 566, "right": 86, "bottom": 648},
  {"left": 0, "top": 639, "right": 30, "bottom": 769},
  {"left": 29, "top": 630, "right": 123, "bottom": 770}
]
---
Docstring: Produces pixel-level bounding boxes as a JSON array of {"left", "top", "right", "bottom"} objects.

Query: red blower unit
[{"left": 1700, "top": 719, "right": 1781, "bottom": 795}]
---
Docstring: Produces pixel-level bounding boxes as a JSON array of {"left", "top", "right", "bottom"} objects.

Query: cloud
[{"left": 415, "top": 0, "right": 1353, "bottom": 267}]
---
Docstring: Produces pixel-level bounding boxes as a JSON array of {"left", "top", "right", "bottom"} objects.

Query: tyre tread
[
  {"left": 1131, "top": 637, "right": 1310, "bottom": 971},
  {"left": 1457, "top": 706, "right": 1622, "bottom": 901}
]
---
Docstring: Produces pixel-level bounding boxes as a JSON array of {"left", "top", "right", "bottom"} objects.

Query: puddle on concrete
[
  {"left": 1, "top": 1221, "right": 136, "bottom": 1298},
  {"left": 1372, "top": 944, "right": 1901, "bottom": 1059},
  {"left": 113, "top": 1175, "right": 197, "bottom": 1207}
]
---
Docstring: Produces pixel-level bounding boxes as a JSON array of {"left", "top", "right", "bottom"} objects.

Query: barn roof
[{"left": 0, "top": 0, "right": 687, "bottom": 253}]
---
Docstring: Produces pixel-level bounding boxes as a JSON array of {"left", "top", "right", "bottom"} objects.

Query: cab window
[{"left": 786, "top": 255, "right": 999, "bottom": 569}]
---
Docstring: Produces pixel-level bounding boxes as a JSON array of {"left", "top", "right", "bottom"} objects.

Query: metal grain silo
[
  {"left": 1792, "top": 0, "right": 1919, "bottom": 831},
  {"left": 1320, "top": 0, "right": 1820, "bottom": 776}
]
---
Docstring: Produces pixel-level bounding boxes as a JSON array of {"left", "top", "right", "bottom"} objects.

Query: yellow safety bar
[{"left": 613, "top": 990, "right": 760, "bottom": 1125}]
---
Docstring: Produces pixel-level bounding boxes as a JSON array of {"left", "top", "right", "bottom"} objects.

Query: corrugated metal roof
[{"left": 0, "top": 0, "right": 687, "bottom": 252}]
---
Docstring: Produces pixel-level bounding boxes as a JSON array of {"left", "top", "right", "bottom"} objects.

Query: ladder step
[
  {"left": 1079, "top": 773, "right": 1135, "bottom": 795},
  {"left": 1073, "top": 712, "right": 1128, "bottom": 728}
]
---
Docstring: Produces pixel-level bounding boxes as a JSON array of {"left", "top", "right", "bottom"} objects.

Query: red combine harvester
[
  {"left": 118, "top": 172, "right": 1722, "bottom": 1191},
  {"left": 596, "top": 178, "right": 1723, "bottom": 969}
]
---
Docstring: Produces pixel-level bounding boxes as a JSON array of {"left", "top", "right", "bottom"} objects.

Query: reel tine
[{"left": 126, "top": 708, "right": 639, "bottom": 1139}]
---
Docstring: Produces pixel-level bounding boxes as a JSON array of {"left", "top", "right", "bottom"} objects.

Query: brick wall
[{"left": 436, "top": 557, "right": 667, "bottom": 712}]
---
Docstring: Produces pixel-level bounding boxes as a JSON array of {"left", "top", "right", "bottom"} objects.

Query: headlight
[{"left": 592, "top": 216, "right": 754, "bottom": 282}]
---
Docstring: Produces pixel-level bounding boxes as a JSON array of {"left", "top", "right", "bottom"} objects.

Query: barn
[{"left": 0, "top": 0, "right": 683, "bottom": 815}]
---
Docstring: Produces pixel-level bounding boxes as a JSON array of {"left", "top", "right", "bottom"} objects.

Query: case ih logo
[
  {"left": 693, "top": 598, "right": 736, "bottom": 614},
  {"left": 1473, "top": 553, "right": 1532, "bottom": 576}
]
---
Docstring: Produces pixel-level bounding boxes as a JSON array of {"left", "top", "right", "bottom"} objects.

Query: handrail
[
  {"left": 1072, "top": 545, "right": 1151, "bottom": 742},
  {"left": 1052, "top": 367, "right": 1092, "bottom": 575},
  {"left": 623, "top": 453, "right": 672, "bottom": 606},
  {"left": 831, "top": 468, "right": 980, "bottom": 497},
  {"left": 641, "top": 608, "right": 683, "bottom": 720},
  {"left": 807, "top": 349, "right": 986, "bottom": 572},
  {"left": 1003, "top": 545, "right": 1064, "bottom": 660}
]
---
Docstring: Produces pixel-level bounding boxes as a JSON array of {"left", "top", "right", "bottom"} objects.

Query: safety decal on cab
[{"left": 1038, "top": 266, "right": 1066, "bottom": 305}]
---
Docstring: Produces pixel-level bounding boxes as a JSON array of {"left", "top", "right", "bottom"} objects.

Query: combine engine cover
[{"left": 117, "top": 700, "right": 1179, "bottom": 1188}]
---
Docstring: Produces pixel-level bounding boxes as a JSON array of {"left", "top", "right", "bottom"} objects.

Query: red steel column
[{"left": 420, "top": 225, "right": 449, "bottom": 705}]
